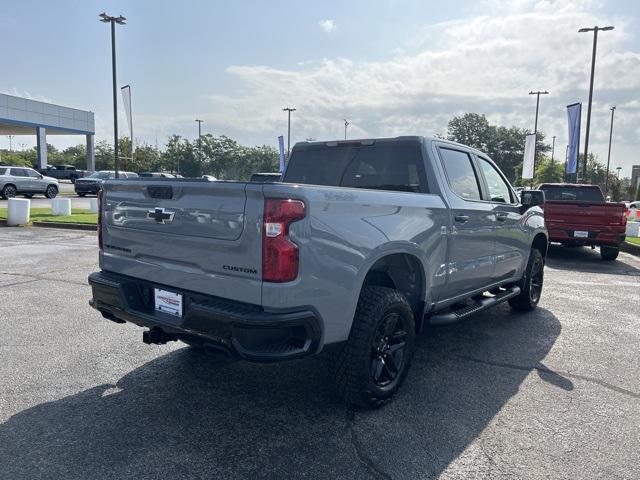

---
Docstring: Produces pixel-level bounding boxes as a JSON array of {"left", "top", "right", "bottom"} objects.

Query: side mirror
[
  {"left": 520, "top": 190, "right": 545, "bottom": 211},
  {"left": 38, "top": 174, "right": 43, "bottom": 179}
]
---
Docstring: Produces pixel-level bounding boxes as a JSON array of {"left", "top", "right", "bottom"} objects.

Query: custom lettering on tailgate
[{"left": 223, "top": 265, "right": 258, "bottom": 275}]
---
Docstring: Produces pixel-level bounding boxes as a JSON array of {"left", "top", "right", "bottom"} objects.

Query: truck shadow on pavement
[
  {"left": 0, "top": 306, "right": 566, "bottom": 480},
  {"left": 546, "top": 244, "right": 640, "bottom": 276}
]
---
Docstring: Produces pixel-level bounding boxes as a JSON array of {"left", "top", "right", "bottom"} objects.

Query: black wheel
[
  {"left": 2, "top": 184, "right": 17, "bottom": 199},
  {"left": 45, "top": 185, "right": 58, "bottom": 199},
  {"left": 600, "top": 246, "right": 619, "bottom": 261},
  {"left": 332, "top": 286, "right": 415, "bottom": 409},
  {"left": 509, "top": 248, "right": 544, "bottom": 312},
  {"left": 77, "top": 192, "right": 86, "bottom": 197},
  {"left": 23, "top": 194, "right": 34, "bottom": 199}
]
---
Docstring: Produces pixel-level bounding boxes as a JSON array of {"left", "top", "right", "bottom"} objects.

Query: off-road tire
[
  {"left": 508, "top": 248, "right": 544, "bottom": 311},
  {"left": 332, "top": 286, "right": 415, "bottom": 409},
  {"left": 600, "top": 246, "right": 619, "bottom": 261}
]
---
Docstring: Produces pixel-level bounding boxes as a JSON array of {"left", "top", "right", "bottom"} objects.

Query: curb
[
  {"left": 0, "top": 219, "right": 96, "bottom": 231},
  {"left": 32, "top": 221, "right": 97, "bottom": 231},
  {"left": 620, "top": 240, "right": 640, "bottom": 257}
]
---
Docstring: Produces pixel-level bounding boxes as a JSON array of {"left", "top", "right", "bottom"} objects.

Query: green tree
[
  {"left": 95, "top": 140, "right": 115, "bottom": 170},
  {"left": 447, "top": 113, "right": 550, "bottom": 183}
]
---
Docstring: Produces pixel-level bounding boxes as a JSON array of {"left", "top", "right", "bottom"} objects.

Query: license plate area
[
  {"left": 573, "top": 230, "right": 589, "bottom": 238},
  {"left": 154, "top": 288, "right": 183, "bottom": 317}
]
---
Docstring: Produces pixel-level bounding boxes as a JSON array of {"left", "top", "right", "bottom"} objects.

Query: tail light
[
  {"left": 97, "top": 188, "right": 103, "bottom": 251},
  {"left": 262, "top": 198, "right": 305, "bottom": 282}
]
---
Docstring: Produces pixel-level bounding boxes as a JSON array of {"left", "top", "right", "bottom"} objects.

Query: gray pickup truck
[{"left": 89, "top": 136, "right": 547, "bottom": 408}]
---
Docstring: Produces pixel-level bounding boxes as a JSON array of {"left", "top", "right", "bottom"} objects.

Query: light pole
[
  {"left": 282, "top": 107, "right": 296, "bottom": 156},
  {"left": 529, "top": 90, "right": 548, "bottom": 174},
  {"left": 195, "top": 119, "right": 204, "bottom": 173},
  {"left": 99, "top": 12, "right": 126, "bottom": 179},
  {"left": 344, "top": 119, "right": 349, "bottom": 140},
  {"left": 579, "top": 25, "right": 614, "bottom": 181},
  {"left": 604, "top": 106, "right": 616, "bottom": 196},
  {"left": 551, "top": 135, "right": 556, "bottom": 164}
]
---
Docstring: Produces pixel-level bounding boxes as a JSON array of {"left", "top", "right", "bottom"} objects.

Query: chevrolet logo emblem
[{"left": 147, "top": 207, "right": 175, "bottom": 224}]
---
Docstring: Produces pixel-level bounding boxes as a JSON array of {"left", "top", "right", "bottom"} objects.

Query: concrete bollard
[
  {"left": 7, "top": 198, "right": 31, "bottom": 226},
  {"left": 51, "top": 198, "right": 72, "bottom": 216},
  {"left": 89, "top": 198, "right": 98, "bottom": 214}
]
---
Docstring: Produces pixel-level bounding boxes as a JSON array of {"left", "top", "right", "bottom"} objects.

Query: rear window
[
  {"left": 540, "top": 186, "right": 604, "bottom": 202},
  {"left": 283, "top": 144, "right": 428, "bottom": 193}
]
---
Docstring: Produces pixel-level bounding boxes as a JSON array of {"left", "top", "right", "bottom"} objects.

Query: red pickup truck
[{"left": 539, "top": 183, "right": 627, "bottom": 260}]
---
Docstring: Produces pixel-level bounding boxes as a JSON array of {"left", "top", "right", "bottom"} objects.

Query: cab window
[
  {"left": 476, "top": 157, "right": 514, "bottom": 203},
  {"left": 439, "top": 148, "right": 482, "bottom": 201}
]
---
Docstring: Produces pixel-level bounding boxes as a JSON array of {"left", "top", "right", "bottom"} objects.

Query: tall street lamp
[
  {"left": 195, "top": 119, "right": 204, "bottom": 173},
  {"left": 344, "top": 119, "right": 349, "bottom": 140},
  {"left": 529, "top": 90, "right": 548, "bottom": 174},
  {"left": 99, "top": 12, "right": 126, "bottom": 179},
  {"left": 605, "top": 106, "right": 616, "bottom": 195},
  {"left": 282, "top": 107, "right": 296, "bottom": 156},
  {"left": 551, "top": 135, "right": 556, "bottom": 164},
  {"left": 579, "top": 25, "right": 614, "bottom": 181}
]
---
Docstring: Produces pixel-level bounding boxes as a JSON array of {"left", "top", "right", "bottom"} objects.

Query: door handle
[
  {"left": 454, "top": 214, "right": 469, "bottom": 223},
  {"left": 495, "top": 212, "right": 508, "bottom": 221}
]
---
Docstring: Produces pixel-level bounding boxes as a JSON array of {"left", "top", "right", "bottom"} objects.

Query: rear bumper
[
  {"left": 88, "top": 270, "right": 322, "bottom": 362},
  {"left": 547, "top": 227, "right": 625, "bottom": 246}
]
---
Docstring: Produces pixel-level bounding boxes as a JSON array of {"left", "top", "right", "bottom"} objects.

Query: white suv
[{"left": 0, "top": 166, "right": 59, "bottom": 199}]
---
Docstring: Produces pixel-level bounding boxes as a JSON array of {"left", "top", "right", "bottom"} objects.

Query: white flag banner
[
  {"left": 522, "top": 133, "right": 536, "bottom": 179},
  {"left": 121, "top": 85, "right": 133, "bottom": 156}
]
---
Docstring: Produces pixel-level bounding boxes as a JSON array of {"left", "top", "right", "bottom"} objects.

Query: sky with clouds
[{"left": 0, "top": 0, "right": 638, "bottom": 176}]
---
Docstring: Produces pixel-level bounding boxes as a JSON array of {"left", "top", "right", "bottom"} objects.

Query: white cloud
[
  {"left": 200, "top": 1, "right": 638, "bottom": 174},
  {"left": 318, "top": 19, "right": 336, "bottom": 34}
]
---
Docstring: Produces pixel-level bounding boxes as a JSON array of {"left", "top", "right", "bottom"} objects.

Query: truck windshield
[
  {"left": 539, "top": 185, "right": 604, "bottom": 202},
  {"left": 283, "top": 144, "right": 427, "bottom": 193}
]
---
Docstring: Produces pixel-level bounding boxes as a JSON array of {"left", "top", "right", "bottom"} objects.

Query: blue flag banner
[
  {"left": 278, "top": 135, "right": 286, "bottom": 174},
  {"left": 566, "top": 103, "right": 581, "bottom": 175}
]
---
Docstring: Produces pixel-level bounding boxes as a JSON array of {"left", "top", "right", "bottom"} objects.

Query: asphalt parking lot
[{"left": 0, "top": 227, "right": 638, "bottom": 480}]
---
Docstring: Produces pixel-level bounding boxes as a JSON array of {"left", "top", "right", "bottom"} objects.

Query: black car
[{"left": 74, "top": 171, "right": 138, "bottom": 196}]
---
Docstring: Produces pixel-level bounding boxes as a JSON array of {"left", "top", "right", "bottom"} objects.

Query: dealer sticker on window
[
  {"left": 154, "top": 288, "right": 183, "bottom": 317},
  {"left": 574, "top": 231, "right": 589, "bottom": 238}
]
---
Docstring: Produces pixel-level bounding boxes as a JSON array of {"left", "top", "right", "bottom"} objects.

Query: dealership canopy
[{"left": 0, "top": 93, "right": 95, "bottom": 170}]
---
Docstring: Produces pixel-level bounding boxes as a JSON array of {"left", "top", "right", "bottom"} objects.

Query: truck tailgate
[
  {"left": 543, "top": 200, "right": 626, "bottom": 245},
  {"left": 100, "top": 180, "right": 263, "bottom": 305},
  {"left": 543, "top": 201, "right": 626, "bottom": 228}
]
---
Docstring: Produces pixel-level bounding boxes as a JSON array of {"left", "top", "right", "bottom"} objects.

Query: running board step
[{"left": 428, "top": 286, "right": 521, "bottom": 326}]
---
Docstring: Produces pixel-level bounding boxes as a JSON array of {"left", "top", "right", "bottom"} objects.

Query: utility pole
[
  {"left": 604, "top": 106, "right": 616, "bottom": 196},
  {"left": 344, "top": 119, "right": 349, "bottom": 140},
  {"left": 551, "top": 135, "right": 556, "bottom": 164},
  {"left": 282, "top": 107, "right": 296, "bottom": 156},
  {"left": 528, "top": 90, "right": 548, "bottom": 174},
  {"left": 579, "top": 25, "right": 614, "bottom": 181},
  {"left": 195, "top": 119, "right": 204, "bottom": 175},
  {"left": 99, "top": 12, "right": 126, "bottom": 179}
]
